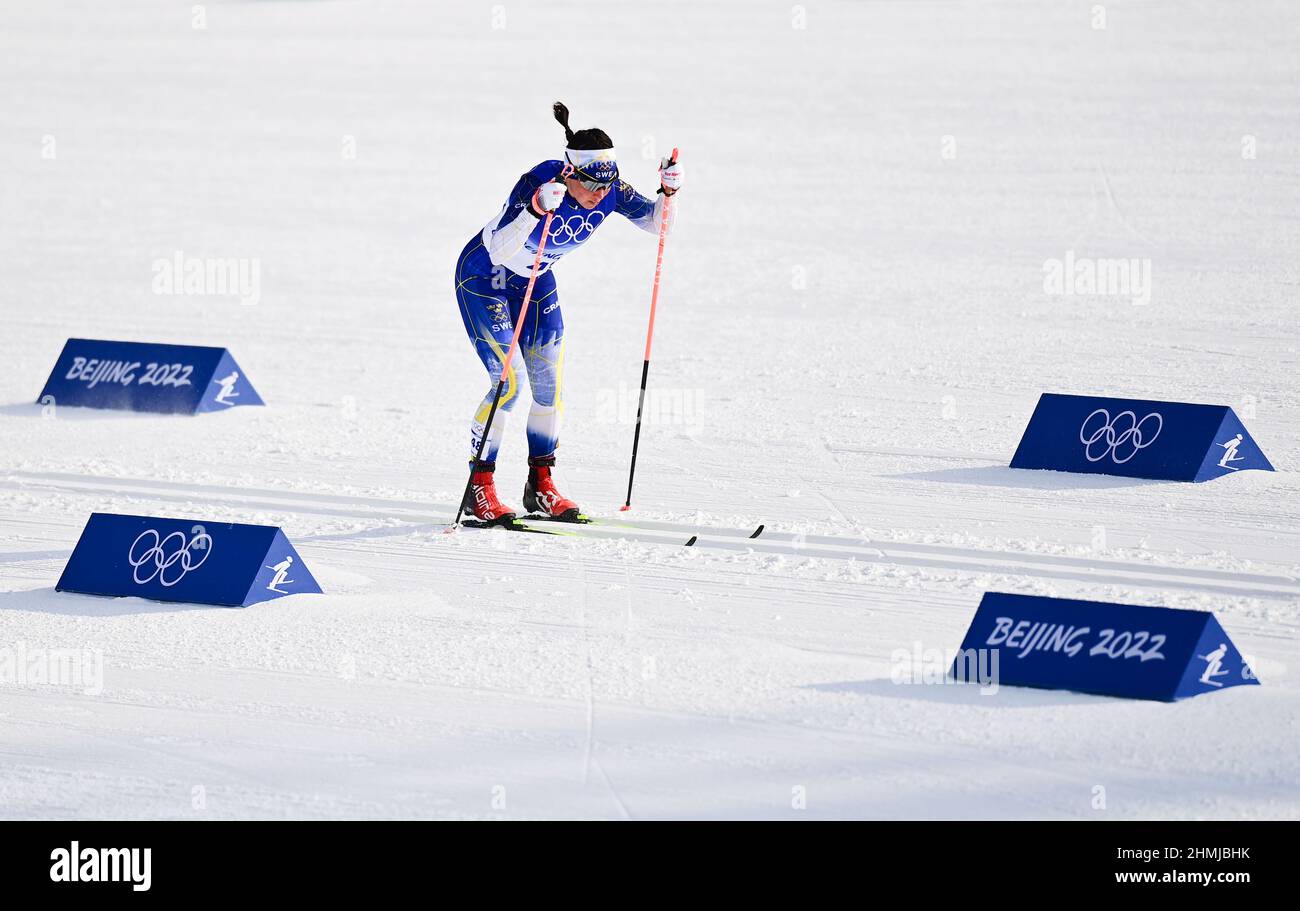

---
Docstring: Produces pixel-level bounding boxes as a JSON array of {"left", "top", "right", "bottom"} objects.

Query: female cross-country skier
[{"left": 456, "top": 102, "right": 684, "bottom": 524}]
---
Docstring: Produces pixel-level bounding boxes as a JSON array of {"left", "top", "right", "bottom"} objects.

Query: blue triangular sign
[
  {"left": 1193, "top": 407, "right": 1273, "bottom": 482},
  {"left": 1171, "top": 614, "right": 1259, "bottom": 699},
  {"left": 243, "top": 529, "right": 322, "bottom": 606},
  {"left": 196, "top": 350, "right": 265, "bottom": 413}
]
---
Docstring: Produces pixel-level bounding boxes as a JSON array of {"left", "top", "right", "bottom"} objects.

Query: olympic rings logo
[
  {"left": 1080, "top": 408, "right": 1163, "bottom": 464},
  {"left": 128, "top": 526, "right": 213, "bottom": 587},
  {"left": 549, "top": 211, "right": 604, "bottom": 245}
]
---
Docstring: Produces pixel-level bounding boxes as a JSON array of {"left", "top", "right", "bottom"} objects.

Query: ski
[
  {"left": 456, "top": 515, "right": 665, "bottom": 543},
  {"left": 523, "top": 512, "right": 766, "bottom": 541},
  {"left": 458, "top": 514, "right": 767, "bottom": 549},
  {"left": 458, "top": 514, "right": 697, "bottom": 546},
  {"left": 458, "top": 518, "right": 575, "bottom": 536}
]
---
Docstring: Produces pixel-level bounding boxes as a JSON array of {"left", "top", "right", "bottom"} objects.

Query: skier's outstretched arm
[{"left": 615, "top": 155, "right": 683, "bottom": 235}]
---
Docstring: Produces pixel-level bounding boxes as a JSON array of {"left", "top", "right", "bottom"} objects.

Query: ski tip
[
  {"left": 750, "top": 524, "right": 765, "bottom": 539},
  {"left": 685, "top": 535, "right": 697, "bottom": 547}
]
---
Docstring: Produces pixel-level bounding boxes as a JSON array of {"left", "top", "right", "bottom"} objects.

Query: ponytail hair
[
  {"left": 552, "top": 101, "right": 614, "bottom": 150},
  {"left": 553, "top": 101, "right": 576, "bottom": 143}
]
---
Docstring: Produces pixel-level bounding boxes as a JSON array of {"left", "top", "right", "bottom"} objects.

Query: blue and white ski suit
[{"left": 456, "top": 160, "right": 671, "bottom": 461}]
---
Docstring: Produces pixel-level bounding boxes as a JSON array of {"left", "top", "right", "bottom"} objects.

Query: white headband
[{"left": 564, "top": 146, "right": 618, "bottom": 168}]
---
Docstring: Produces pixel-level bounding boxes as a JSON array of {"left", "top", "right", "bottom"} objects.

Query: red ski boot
[
  {"left": 522, "top": 454, "right": 582, "bottom": 521},
  {"left": 466, "top": 461, "right": 516, "bottom": 524}
]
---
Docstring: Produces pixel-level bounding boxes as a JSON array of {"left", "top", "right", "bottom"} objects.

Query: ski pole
[
  {"left": 620, "top": 147, "right": 678, "bottom": 511},
  {"left": 452, "top": 172, "right": 568, "bottom": 529}
]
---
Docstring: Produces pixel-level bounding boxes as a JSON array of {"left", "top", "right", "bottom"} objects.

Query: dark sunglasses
[
  {"left": 565, "top": 158, "right": 617, "bottom": 192},
  {"left": 572, "top": 176, "right": 614, "bottom": 192}
]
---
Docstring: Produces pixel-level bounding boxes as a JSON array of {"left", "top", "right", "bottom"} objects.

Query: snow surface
[{"left": 1, "top": 0, "right": 1298, "bottom": 819}]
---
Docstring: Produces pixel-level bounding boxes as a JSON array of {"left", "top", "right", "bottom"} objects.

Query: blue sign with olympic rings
[
  {"left": 38, "top": 338, "right": 265, "bottom": 415},
  {"left": 57, "top": 513, "right": 321, "bottom": 607},
  {"left": 951, "top": 592, "right": 1259, "bottom": 701},
  {"left": 1010, "top": 393, "right": 1272, "bottom": 481}
]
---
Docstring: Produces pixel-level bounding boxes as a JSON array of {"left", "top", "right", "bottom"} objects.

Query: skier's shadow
[{"left": 885, "top": 465, "right": 1164, "bottom": 491}]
